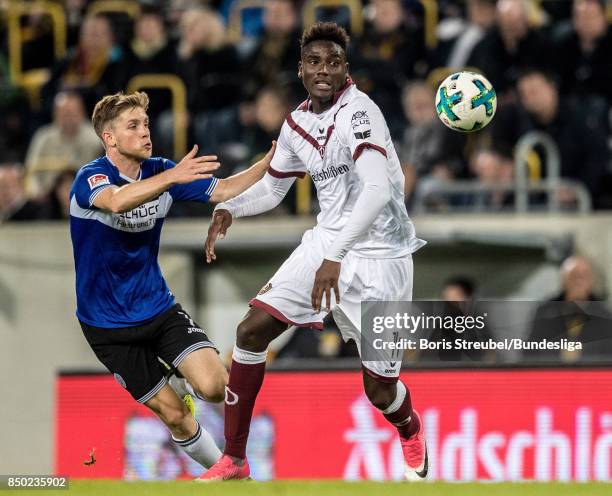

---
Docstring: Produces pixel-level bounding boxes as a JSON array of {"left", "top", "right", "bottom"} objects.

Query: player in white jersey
[{"left": 200, "top": 22, "right": 428, "bottom": 481}]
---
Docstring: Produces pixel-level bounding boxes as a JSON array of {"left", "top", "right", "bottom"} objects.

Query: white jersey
[{"left": 270, "top": 82, "right": 425, "bottom": 258}]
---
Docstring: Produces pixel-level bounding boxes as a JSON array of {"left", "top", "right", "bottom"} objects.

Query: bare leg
[
  {"left": 177, "top": 347, "right": 229, "bottom": 403},
  {"left": 362, "top": 368, "right": 420, "bottom": 439},
  {"left": 145, "top": 383, "right": 221, "bottom": 468}
]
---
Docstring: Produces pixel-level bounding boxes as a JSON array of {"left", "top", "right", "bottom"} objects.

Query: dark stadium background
[{"left": 1, "top": 0, "right": 612, "bottom": 488}]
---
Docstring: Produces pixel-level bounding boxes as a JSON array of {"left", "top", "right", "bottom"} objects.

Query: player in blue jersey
[{"left": 70, "top": 91, "right": 275, "bottom": 474}]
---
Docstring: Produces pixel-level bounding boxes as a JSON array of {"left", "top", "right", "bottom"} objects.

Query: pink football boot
[
  {"left": 400, "top": 410, "right": 428, "bottom": 481},
  {"left": 196, "top": 454, "right": 251, "bottom": 482}
]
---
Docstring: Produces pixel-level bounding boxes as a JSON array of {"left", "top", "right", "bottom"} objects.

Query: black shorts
[{"left": 80, "top": 304, "right": 216, "bottom": 403}]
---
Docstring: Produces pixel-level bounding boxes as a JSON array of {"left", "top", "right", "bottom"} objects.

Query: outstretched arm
[
  {"left": 204, "top": 172, "right": 295, "bottom": 262},
  {"left": 215, "top": 171, "right": 294, "bottom": 219},
  {"left": 93, "top": 145, "right": 219, "bottom": 213},
  {"left": 205, "top": 117, "right": 305, "bottom": 262},
  {"left": 209, "top": 142, "right": 276, "bottom": 203}
]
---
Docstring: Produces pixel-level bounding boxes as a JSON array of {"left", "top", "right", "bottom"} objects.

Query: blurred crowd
[{"left": 0, "top": 0, "right": 611, "bottom": 222}]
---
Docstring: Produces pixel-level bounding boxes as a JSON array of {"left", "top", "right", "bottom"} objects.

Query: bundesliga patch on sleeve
[
  {"left": 87, "top": 174, "right": 110, "bottom": 190},
  {"left": 351, "top": 110, "right": 371, "bottom": 139}
]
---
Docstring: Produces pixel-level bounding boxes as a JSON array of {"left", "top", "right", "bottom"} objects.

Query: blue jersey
[{"left": 70, "top": 156, "right": 218, "bottom": 328}]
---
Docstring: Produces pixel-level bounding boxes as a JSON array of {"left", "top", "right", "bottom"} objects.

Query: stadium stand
[{"left": 0, "top": 0, "right": 610, "bottom": 215}]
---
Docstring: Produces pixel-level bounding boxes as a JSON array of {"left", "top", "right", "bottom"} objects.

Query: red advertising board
[{"left": 55, "top": 369, "right": 612, "bottom": 481}]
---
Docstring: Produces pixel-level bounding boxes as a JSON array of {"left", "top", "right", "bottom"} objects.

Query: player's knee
[
  {"left": 236, "top": 319, "right": 269, "bottom": 351},
  {"left": 200, "top": 387, "right": 225, "bottom": 404},
  {"left": 192, "top": 372, "right": 228, "bottom": 404},
  {"left": 363, "top": 377, "right": 396, "bottom": 410},
  {"left": 159, "top": 402, "right": 190, "bottom": 430}
]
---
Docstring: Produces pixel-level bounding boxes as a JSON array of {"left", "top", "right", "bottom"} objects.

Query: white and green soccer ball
[{"left": 435, "top": 71, "right": 497, "bottom": 132}]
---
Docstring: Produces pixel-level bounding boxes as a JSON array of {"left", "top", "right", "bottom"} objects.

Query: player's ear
[
  {"left": 102, "top": 128, "right": 115, "bottom": 148},
  {"left": 298, "top": 61, "right": 303, "bottom": 78}
]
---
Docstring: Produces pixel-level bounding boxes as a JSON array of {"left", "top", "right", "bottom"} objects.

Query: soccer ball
[{"left": 435, "top": 71, "right": 497, "bottom": 132}]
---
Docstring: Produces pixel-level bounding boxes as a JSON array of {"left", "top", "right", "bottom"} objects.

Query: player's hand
[
  {"left": 311, "top": 259, "right": 341, "bottom": 312},
  {"left": 205, "top": 209, "right": 233, "bottom": 263},
  {"left": 246, "top": 141, "right": 276, "bottom": 182},
  {"left": 170, "top": 145, "right": 220, "bottom": 184},
  {"left": 254, "top": 141, "right": 277, "bottom": 170}
]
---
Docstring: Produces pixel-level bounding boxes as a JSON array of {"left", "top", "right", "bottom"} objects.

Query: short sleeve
[
  {"left": 72, "top": 166, "right": 116, "bottom": 209},
  {"left": 268, "top": 120, "right": 307, "bottom": 178},
  {"left": 339, "top": 98, "right": 389, "bottom": 162},
  {"left": 164, "top": 159, "right": 218, "bottom": 203}
]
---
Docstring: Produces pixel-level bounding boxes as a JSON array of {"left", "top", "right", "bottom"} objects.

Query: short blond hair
[{"left": 91, "top": 91, "right": 149, "bottom": 138}]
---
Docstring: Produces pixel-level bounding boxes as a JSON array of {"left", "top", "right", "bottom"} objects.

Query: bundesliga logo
[{"left": 87, "top": 174, "right": 110, "bottom": 190}]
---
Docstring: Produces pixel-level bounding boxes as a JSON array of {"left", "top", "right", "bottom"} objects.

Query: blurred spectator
[
  {"left": 243, "top": 85, "right": 290, "bottom": 161},
  {"left": 493, "top": 69, "right": 609, "bottom": 208},
  {"left": 194, "top": 85, "right": 290, "bottom": 177},
  {"left": 177, "top": 7, "right": 242, "bottom": 111},
  {"left": 124, "top": 7, "right": 177, "bottom": 119},
  {"left": 400, "top": 81, "right": 467, "bottom": 207},
  {"left": 468, "top": 146, "right": 514, "bottom": 210},
  {"left": 351, "top": 0, "right": 427, "bottom": 138},
  {"left": 417, "top": 276, "right": 496, "bottom": 363},
  {"left": 0, "top": 165, "right": 47, "bottom": 222},
  {"left": 158, "top": 7, "right": 242, "bottom": 157},
  {"left": 43, "top": 170, "right": 76, "bottom": 220},
  {"left": 555, "top": 255, "right": 600, "bottom": 302},
  {"left": 442, "top": 276, "right": 496, "bottom": 362},
  {"left": 201, "top": 85, "right": 292, "bottom": 212},
  {"left": 42, "top": 15, "right": 127, "bottom": 118},
  {"left": 552, "top": 0, "right": 612, "bottom": 102},
  {"left": 20, "top": 4, "right": 56, "bottom": 72},
  {"left": 441, "top": 276, "right": 476, "bottom": 301},
  {"left": 126, "top": 7, "right": 176, "bottom": 76},
  {"left": 25, "top": 91, "right": 102, "bottom": 196},
  {"left": 526, "top": 256, "right": 612, "bottom": 363},
  {"left": 65, "top": 0, "right": 87, "bottom": 47},
  {"left": 241, "top": 0, "right": 301, "bottom": 99},
  {"left": 539, "top": 0, "right": 573, "bottom": 21},
  {"left": 0, "top": 53, "right": 30, "bottom": 162},
  {"left": 468, "top": 0, "right": 552, "bottom": 97},
  {"left": 433, "top": 0, "right": 497, "bottom": 69},
  {"left": 219, "top": 0, "right": 265, "bottom": 39}
]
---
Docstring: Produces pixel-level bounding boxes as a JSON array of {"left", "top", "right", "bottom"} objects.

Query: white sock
[
  {"left": 232, "top": 345, "right": 268, "bottom": 364},
  {"left": 382, "top": 381, "right": 407, "bottom": 415},
  {"left": 173, "top": 420, "right": 221, "bottom": 468}
]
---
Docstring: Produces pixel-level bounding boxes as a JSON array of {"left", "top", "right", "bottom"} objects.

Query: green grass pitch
[{"left": 4, "top": 481, "right": 611, "bottom": 496}]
